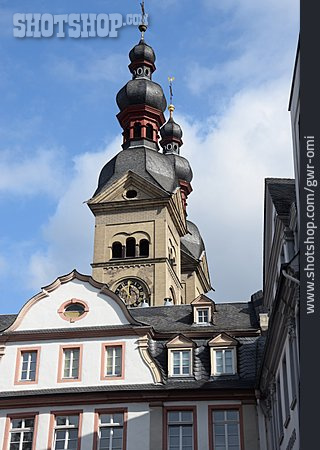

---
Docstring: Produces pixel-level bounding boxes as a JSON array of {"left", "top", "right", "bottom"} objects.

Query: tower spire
[
  {"left": 139, "top": 1, "right": 148, "bottom": 39},
  {"left": 168, "top": 76, "right": 175, "bottom": 119}
]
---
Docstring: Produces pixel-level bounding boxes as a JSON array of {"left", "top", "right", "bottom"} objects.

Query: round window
[
  {"left": 167, "top": 143, "right": 172, "bottom": 151},
  {"left": 126, "top": 189, "right": 138, "bottom": 199},
  {"left": 58, "top": 299, "right": 89, "bottom": 322},
  {"left": 64, "top": 303, "right": 85, "bottom": 318},
  {"left": 137, "top": 67, "right": 143, "bottom": 75}
]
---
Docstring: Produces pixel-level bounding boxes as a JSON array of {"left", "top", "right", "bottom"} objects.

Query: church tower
[{"left": 88, "top": 24, "right": 211, "bottom": 307}]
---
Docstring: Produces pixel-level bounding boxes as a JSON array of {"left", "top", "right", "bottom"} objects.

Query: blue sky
[{"left": 0, "top": 0, "right": 299, "bottom": 313}]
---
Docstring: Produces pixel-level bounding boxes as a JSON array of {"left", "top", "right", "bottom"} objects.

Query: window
[
  {"left": 15, "top": 348, "right": 40, "bottom": 385},
  {"left": 146, "top": 124, "right": 153, "bottom": 140},
  {"left": 139, "top": 239, "right": 149, "bottom": 257},
  {"left": 166, "top": 409, "right": 196, "bottom": 450},
  {"left": 167, "top": 336, "right": 194, "bottom": 377},
  {"left": 282, "top": 356, "right": 290, "bottom": 426},
  {"left": 58, "top": 346, "right": 82, "bottom": 382},
  {"left": 52, "top": 414, "right": 80, "bottom": 450},
  {"left": 101, "top": 344, "right": 124, "bottom": 380},
  {"left": 210, "top": 408, "right": 242, "bottom": 450},
  {"left": 197, "top": 308, "right": 209, "bottom": 324},
  {"left": 133, "top": 122, "right": 141, "bottom": 138},
  {"left": 172, "top": 350, "right": 192, "bottom": 376},
  {"left": 94, "top": 410, "right": 127, "bottom": 450},
  {"left": 112, "top": 242, "right": 123, "bottom": 259},
  {"left": 213, "top": 349, "right": 235, "bottom": 375},
  {"left": 58, "top": 299, "right": 89, "bottom": 323},
  {"left": 277, "top": 376, "right": 283, "bottom": 441},
  {"left": 6, "top": 416, "right": 37, "bottom": 450},
  {"left": 125, "top": 238, "right": 136, "bottom": 258}
]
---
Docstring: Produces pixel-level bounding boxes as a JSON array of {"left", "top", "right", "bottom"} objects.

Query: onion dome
[
  {"left": 129, "top": 39, "right": 155, "bottom": 66},
  {"left": 160, "top": 105, "right": 183, "bottom": 154},
  {"left": 116, "top": 79, "right": 167, "bottom": 112}
]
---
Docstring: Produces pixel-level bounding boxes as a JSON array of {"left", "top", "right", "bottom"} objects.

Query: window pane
[
  {"left": 100, "top": 414, "right": 112, "bottom": 424},
  {"left": 168, "top": 411, "right": 180, "bottom": 423},
  {"left": 214, "top": 411, "right": 225, "bottom": 421},
  {"left": 56, "top": 416, "right": 67, "bottom": 426},
  {"left": 68, "top": 416, "right": 79, "bottom": 427}
]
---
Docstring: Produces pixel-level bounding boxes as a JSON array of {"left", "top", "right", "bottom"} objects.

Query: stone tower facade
[{"left": 88, "top": 34, "right": 211, "bottom": 307}]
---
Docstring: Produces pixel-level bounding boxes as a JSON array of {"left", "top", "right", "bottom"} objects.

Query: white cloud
[
  {"left": 27, "top": 137, "right": 121, "bottom": 289},
  {"left": 187, "top": 0, "right": 299, "bottom": 98},
  {"left": 180, "top": 77, "right": 293, "bottom": 300},
  {"left": 0, "top": 148, "right": 67, "bottom": 198},
  {"left": 25, "top": 76, "right": 293, "bottom": 302}
]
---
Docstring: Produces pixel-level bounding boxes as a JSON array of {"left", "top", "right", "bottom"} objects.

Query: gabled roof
[
  {"left": 191, "top": 294, "right": 215, "bottom": 308},
  {"left": 3, "top": 269, "right": 143, "bottom": 333}
]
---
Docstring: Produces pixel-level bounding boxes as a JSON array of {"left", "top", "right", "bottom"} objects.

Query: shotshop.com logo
[{"left": 13, "top": 13, "right": 148, "bottom": 38}]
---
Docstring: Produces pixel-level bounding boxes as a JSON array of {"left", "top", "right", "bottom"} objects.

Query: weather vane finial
[
  {"left": 168, "top": 76, "right": 175, "bottom": 118},
  {"left": 139, "top": 1, "right": 148, "bottom": 39}
]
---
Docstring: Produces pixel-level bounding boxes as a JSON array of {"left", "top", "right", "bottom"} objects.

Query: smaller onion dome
[
  {"left": 129, "top": 39, "right": 156, "bottom": 65},
  {"left": 160, "top": 117, "right": 183, "bottom": 141},
  {"left": 160, "top": 105, "right": 183, "bottom": 154}
]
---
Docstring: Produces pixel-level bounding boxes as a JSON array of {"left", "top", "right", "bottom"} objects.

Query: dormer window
[
  {"left": 197, "top": 307, "right": 210, "bottom": 324},
  {"left": 167, "top": 335, "right": 195, "bottom": 377},
  {"left": 191, "top": 294, "right": 215, "bottom": 325},
  {"left": 209, "top": 333, "right": 237, "bottom": 376}
]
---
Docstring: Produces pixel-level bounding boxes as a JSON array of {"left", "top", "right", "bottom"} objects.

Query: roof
[
  {"left": 93, "top": 147, "right": 179, "bottom": 197},
  {"left": 0, "top": 314, "right": 16, "bottom": 332},
  {"left": 265, "top": 178, "right": 296, "bottom": 224},
  {"left": 131, "top": 302, "right": 259, "bottom": 332},
  {"left": 181, "top": 220, "right": 205, "bottom": 260}
]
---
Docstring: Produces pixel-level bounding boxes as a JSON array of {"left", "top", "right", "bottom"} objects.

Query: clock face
[{"left": 114, "top": 279, "right": 147, "bottom": 306}]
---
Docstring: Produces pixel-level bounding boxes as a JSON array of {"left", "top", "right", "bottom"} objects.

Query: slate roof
[
  {"left": 0, "top": 314, "right": 16, "bottom": 332},
  {"left": 94, "top": 147, "right": 179, "bottom": 197},
  {"left": 266, "top": 178, "right": 296, "bottom": 225},
  {"left": 131, "top": 302, "right": 259, "bottom": 332},
  {"left": 181, "top": 221, "right": 205, "bottom": 260}
]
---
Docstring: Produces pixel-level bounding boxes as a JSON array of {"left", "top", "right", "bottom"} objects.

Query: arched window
[
  {"left": 146, "top": 124, "right": 153, "bottom": 140},
  {"left": 170, "top": 287, "right": 176, "bottom": 305},
  {"left": 126, "top": 237, "right": 136, "bottom": 258},
  {"left": 112, "top": 242, "right": 122, "bottom": 259},
  {"left": 133, "top": 122, "right": 142, "bottom": 138},
  {"left": 139, "top": 239, "right": 149, "bottom": 257}
]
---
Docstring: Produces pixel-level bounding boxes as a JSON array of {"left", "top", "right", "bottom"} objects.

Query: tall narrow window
[
  {"left": 97, "top": 412, "right": 125, "bottom": 450},
  {"left": 133, "top": 122, "right": 141, "bottom": 138},
  {"left": 167, "top": 410, "right": 195, "bottom": 450},
  {"left": 15, "top": 348, "right": 40, "bottom": 384},
  {"left": 172, "top": 350, "right": 192, "bottom": 376},
  {"left": 277, "top": 376, "right": 284, "bottom": 441},
  {"left": 282, "top": 356, "right": 290, "bottom": 426},
  {"left": 8, "top": 417, "right": 35, "bottom": 450},
  {"left": 63, "top": 348, "right": 80, "bottom": 379},
  {"left": 289, "top": 337, "right": 297, "bottom": 407},
  {"left": 146, "top": 124, "right": 153, "bottom": 140},
  {"left": 101, "top": 344, "right": 124, "bottom": 380},
  {"left": 126, "top": 238, "right": 136, "bottom": 258},
  {"left": 112, "top": 242, "right": 123, "bottom": 259},
  {"left": 20, "top": 351, "right": 37, "bottom": 382},
  {"left": 53, "top": 415, "right": 79, "bottom": 450},
  {"left": 213, "top": 349, "right": 235, "bottom": 375},
  {"left": 211, "top": 409, "right": 241, "bottom": 450},
  {"left": 139, "top": 239, "right": 149, "bottom": 257}
]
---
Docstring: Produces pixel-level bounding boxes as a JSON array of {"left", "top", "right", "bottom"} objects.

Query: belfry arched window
[
  {"left": 134, "top": 122, "right": 142, "bottom": 138},
  {"left": 126, "top": 237, "right": 136, "bottom": 258},
  {"left": 146, "top": 124, "right": 153, "bottom": 140},
  {"left": 112, "top": 242, "right": 123, "bottom": 259},
  {"left": 139, "top": 239, "right": 149, "bottom": 257}
]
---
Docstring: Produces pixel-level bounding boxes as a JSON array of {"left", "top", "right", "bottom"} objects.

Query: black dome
[
  {"left": 166, "top": 154, "right": 193, "bottom": 183},
  {"left": 160, "top": 117, "right": 183, "bottom": 140},
  {"left": 116, "top": 78, "right": 167, "bottom": 112},
  {"left": 129, "top": 39, "right": 155, "bottom": 64}
]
